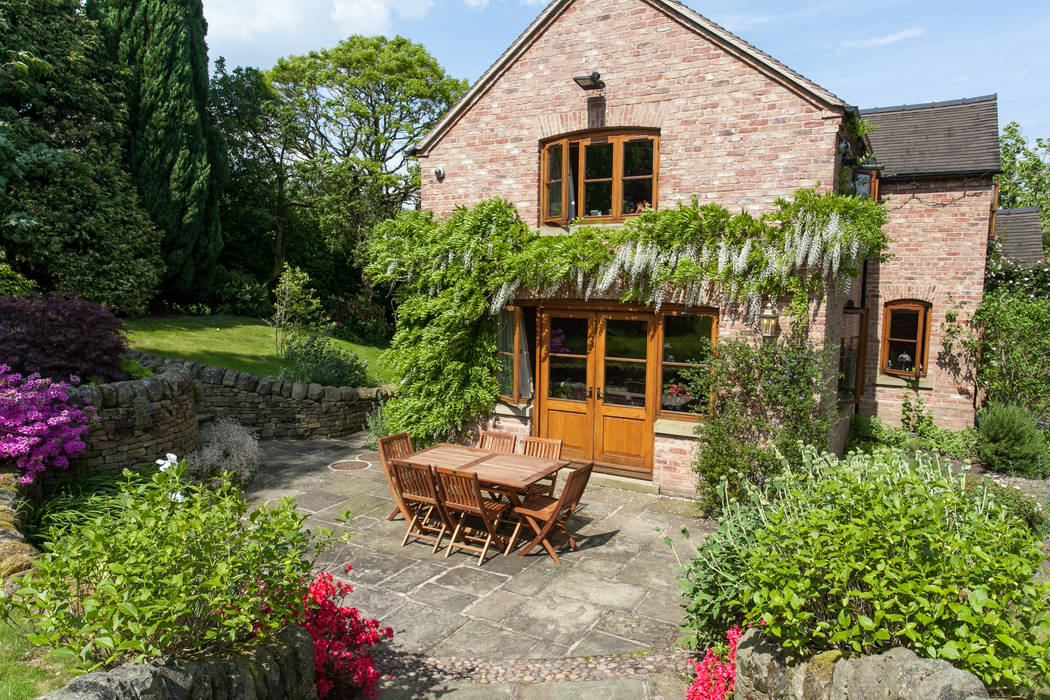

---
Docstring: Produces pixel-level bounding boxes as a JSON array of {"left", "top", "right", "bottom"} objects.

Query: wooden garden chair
[
  {"left": 378, "top": 432, "right": 415, "bottom": 521},
  {"left": 435, "top": 467, "right": 510, "bottom": 566},
  {"left": 507, "top": 462, "right": 593, "bottom": 564},
  {"left": 477, "top": 429, "right": 516, "bottom": 454},
  {"left": 389, "top": 460, "right": 450, "bottom": 553},
  {"left": 522, "top": 436, "right": 563, "bottom": 497}
]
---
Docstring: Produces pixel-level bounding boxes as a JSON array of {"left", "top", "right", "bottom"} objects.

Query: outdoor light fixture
[
  {"left": 573, "top": 72, "right": 605, "bottom": 90},
  {"left": 759, "top": 302, "right": 780, "bottom": 339},
  {"left": 433, "top": 166, "right": 445, "bottom": 182}
]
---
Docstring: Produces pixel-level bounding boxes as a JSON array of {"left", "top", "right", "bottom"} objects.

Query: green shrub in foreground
[
  {"left": 1, "top": 463, "right": 338, "bottom": 669},
  {"left": 977, "top": 403, "right": 1048, "bottom": 478},
  {"left": 680, "top": 447, "right": 1050, "bottom": 692}
]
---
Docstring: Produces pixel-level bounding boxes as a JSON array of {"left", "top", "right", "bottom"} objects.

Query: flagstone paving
[{"left": 248, "top": 435, "right": 712, "bottom": 697}]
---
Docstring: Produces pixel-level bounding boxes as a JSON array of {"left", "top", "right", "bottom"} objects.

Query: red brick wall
[
  {"left": 859, "top": 177, "right": 995, "bottom": 431},
  {"left": 417, "top": 0, "right": 844, "bottom": 223}
]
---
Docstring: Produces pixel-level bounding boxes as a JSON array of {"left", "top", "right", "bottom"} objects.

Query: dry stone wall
[{"left": 135, "top": 353, "right": 390, "bottom": 440}]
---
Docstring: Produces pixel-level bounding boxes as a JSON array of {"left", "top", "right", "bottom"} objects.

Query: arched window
[
  {"left": 541, "top": 129, "right": 659, "bottom": 224},
  {"left": 880, "top": 300, "right": 931, "bottom": 378}
]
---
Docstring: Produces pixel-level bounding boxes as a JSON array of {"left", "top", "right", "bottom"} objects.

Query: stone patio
[{"left": 247, "top": 435, "right": 710, "bottom": 697}]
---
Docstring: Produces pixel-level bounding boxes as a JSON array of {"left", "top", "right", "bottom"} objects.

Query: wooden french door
[{"left": 538, "top": 310, "right": 655, "bottom": 477}]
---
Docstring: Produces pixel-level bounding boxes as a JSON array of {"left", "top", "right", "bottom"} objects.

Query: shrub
[
  {"left": 0, "top": 460, "right": 339, "bottom": 669},
  {"left": 363, "top": 401, "right": 388, "bottom": 451},
  {"left": 689, "top": 330, "right": 836, "bottom": 512},
  {"left": 965, "top": 476, "right": 1049, "bottom": 539},
  {"left": 186, "top": 419, "right": 261, "bottom": 486},
  {"left": 327, "top": 292, "right": 391, "bottom": 345},
  {"left": 121, "top": 358, "right": 153, "bottom": 381},
  {"left": 303, "top": 570, "right": 393, "bottom": 699},
  {"left": 280, "top": 329, "right": 370, "bottom": 388},
  {"left": 977, "top": 403, "right": 1048, "bottom": 477},
  {"left": 269, "top": 265, "right": 325, "bottom": 359},
  {"left": 210, "top": 267, "right": 272, "bottom": 317},
  {"left": 0, "top": 367, "right": 93, "bottom": 485},
  {"left": 846, "top": 405, "right": 978, "bottom": 461},
  {"left": 0, "top": 249, "right": 35, "bottom": 297},
  {"left": 0, "top": 294, "right": 129, "bottom": 383},
  {"left": 681, "top": 447, "right": 1050, "bottom": 692}
]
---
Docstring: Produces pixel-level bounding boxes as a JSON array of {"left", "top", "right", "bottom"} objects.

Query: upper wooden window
[
  {"left": 542, "top": 130, "right": 659, "bottom": 224},
  {"left": 880, "top": 301, "right": 931, "bottom": 378},
  {"left": 497, "top": 306, "right": 535, "bottom": 403}
]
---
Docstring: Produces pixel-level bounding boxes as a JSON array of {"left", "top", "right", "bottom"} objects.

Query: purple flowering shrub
[
  {"left": 0, "top": 366, "right": 93, "bottom": 484},
  {"left": 0, "top": 294, "right": 129, "bottom": 383}
]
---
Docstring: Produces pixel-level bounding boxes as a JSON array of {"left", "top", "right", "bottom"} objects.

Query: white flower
[
  {"left": 170, "top": 491, "right": 184, "bottom": 503},
  {"left": 156, "top": 453, "right": 178, "bottom": 472}
]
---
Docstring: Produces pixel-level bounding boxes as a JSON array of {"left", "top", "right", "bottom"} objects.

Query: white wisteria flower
[
  {"left": 170, "top": 491, "right": 185, "bottom": 503},
  {"left": 156, "top": 453, "right": 178, "bottom": 472}
]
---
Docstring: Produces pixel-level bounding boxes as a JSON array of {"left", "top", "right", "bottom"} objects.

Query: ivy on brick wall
[{"left": 365, "top": 192, "right": 888, "bottom": 443}]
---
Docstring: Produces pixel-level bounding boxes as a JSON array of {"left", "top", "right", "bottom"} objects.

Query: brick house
[{"left": 411, "top": 0, "right": 1001, "bottom": 494}]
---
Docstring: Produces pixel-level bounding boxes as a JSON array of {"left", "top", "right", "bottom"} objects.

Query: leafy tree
[
  {"left": 94, "top": 0, "right": 223, "bottom": 301},
  {"left": 269, "top": 35, "right": 467, "bottom": 267},
  {"left": 998, "top": 121, "right": 1050, "bottom": 251},
  {"left": 0, "top": 0, "right": 162, "bottom": 315}
]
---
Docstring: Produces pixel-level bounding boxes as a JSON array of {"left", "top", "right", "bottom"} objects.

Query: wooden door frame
[{"left": 537, "top": 309, "right": 596, "bottom": 462}]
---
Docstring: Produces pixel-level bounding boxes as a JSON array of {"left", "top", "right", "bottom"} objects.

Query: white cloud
[
  {"left": 331, "top": 0, "right": 434, "bottom": 35},
  {"left": 203, "top": 0, "right": 301, "bottom": 39},
  {"left": 464, "top": 0, "right": 490, "bottom": 8},
  {"left": 839, "top": 27, "right": 924, "bottom": 49}
]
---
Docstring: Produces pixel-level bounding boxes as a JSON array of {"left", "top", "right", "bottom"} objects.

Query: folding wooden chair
[
  {"left": 507, "top": 462, "right": 593, "bottom": 564},
  {"left": 477, "top": 429, "right": 516, "bottom": 453},
  {"left": 389, "top": 460, "right": 449, "bottom": 553},
  {"left": 435, "top": 467, "right": 510, "bottom": 566},
  {"left": 378, "top": 432, "right": 414, "bottom": 521},
  {"left": 522, "top": 436, "right": 563, "bottom": 497}
]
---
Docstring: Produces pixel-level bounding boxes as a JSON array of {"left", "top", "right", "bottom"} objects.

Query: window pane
[
  {"left": 518, "top": 313, "right": 534, "bottom": 399},
  {"left": 622, "top": 178, "right": 653, "bottom": 215},
  {"left": 604, "top": 360, "right": 646, "bottom": 407},
  {"left": 547, "top": 143, "right": 562, "bottom": 182},
  {"left": 497, "top": 309, "right": 514, "bottom": 353},
  {"left": 662, "top": 315, "right": 712, "bottom": 363},
  {"left": 549, "top": 317, "right": 588, "bottom": 355},
  {"left": 584, "top": 181, "right": 612, "bottom": 217},
  {"left": 886, "top": 340, "right": 918, "bottom": 373},
  {"left": 889, "top": 308, "right": 920, "bottom": 340},
  {"left": 584, "top": 142, "right": 613, "bottom": 179},
  {"left": 623, "top": 139, "right": 654, "bottom": 177},
  {"left": 662, "top": 366, "right": 707, "bottom": 413},
  {"left": 546, "top": 182, "right": 563, "bottom": 218},
  {"left": 549, "top": 356, "right": 587, "bottom": 400},
  {"left": 498, "top": 353, "right": 514, "bottom": 396},
  {"left": 839, "top": 312, "right": 862, "bottom": 398},
  {"left": 605, "top": 319, "right": 647, "bottom": 359}
]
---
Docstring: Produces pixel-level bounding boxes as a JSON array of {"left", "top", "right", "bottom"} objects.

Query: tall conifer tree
[{"left": 95, "top": 0, "right": 222, "bottom": 300}]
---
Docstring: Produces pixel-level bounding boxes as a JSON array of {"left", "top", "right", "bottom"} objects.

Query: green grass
[
  {"left": 123, "top": 315, "right": 397, "bottom": 385},
  {"left": 0, "top": 620, "right": 73, "bottom": 699}
]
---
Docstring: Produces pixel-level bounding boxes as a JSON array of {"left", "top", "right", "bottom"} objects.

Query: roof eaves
[
  {"left": 880, "top": 168, "right": 1001, "bottom": 180},
  {"left": 859, "top": 94, "right": 997, "bottom": 116}
]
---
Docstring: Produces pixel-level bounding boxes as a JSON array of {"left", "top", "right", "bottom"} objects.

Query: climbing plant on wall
[{"left": 365, "top": 191, "right": 888, "bottom": 443}]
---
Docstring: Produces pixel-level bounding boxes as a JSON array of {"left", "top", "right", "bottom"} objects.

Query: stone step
[{"left": 196, "top": 413, "right": 215, "bottom": 426}]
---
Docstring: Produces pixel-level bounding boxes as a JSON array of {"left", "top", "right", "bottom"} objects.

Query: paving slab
[
  {"left": 499, "top": 592, "right": 604, "bottom": 643},
  {"left": 616, "top": 551, "right": 680, "bottom": 589},
  {"left": 442, "top": 619, "right": 540, "bottom": 658},
  {"left": 520, "top": 678, "right": 649, "bottom": 699},
  {"left": 381, "top": 601, "right": 470, "bottom": 653},
  {"left": 380, "top": 561, "right": 450, "bottom": 594},
  {"left": 593, "top": 609, "right": 680, "bottom": 647},
  {"left": 567, "top": 630, "right": 641, "bottom": 656},
  {"left": 465, "top": 589, "right": 528, "bottom": 622},
  {"left": 432, "top": 566, "right": 510, "bottom": 596},
  {"left": 413, "top": 583, "right": 480, "bottom": 614},
  {"left": 550, "top": 571, "right": 648, "bottom": 612}
]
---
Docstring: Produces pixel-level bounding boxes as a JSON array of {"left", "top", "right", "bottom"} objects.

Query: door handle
[
  {"left": 595, "top": 387, "right": 603, "bottom": 400},
  {"left": 585, "top": 386, "right": 593, "bottom": 399}
]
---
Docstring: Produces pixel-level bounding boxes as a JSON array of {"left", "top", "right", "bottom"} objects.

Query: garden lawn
[
  {"left": 0, "top": 620, "right": 72, "bottom": 699},
  {"left": 124, "top": 315, "right": 396, "bottom": 385}
]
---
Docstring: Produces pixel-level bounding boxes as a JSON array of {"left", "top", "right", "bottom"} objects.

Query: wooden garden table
[{"left": 399, "top": 443, "right": 568, "bottom": 502}]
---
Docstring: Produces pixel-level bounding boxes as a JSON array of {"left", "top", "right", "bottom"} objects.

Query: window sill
[
  {"left": 654, "top": 417, "right": 699, "bottom": 438},
  {"left": 494, "top": 400, "right": 533, "bottom": 418},
  {"left": 874, "top": 373, "right": 934, "bottom": 389}
]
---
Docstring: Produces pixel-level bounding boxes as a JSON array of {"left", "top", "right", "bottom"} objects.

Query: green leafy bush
[
  {"left": 2, "top": 462, "right": 338, "bottom": 669},
  {"left": 845, "top": 406, "right": 977, "bottom": 462},
  {"left": 681, "top": 447, "right": 1050, "bottom": 692},
  {"left": 977, "top": 403, "right": 1048, "bottom": 477},
  {"left": 269, "top": 264, "right": 325, "bottom": 359},
  {"left": 0, "top": 249, "right": 35, "bottom": 297},
  {"left": 121, "top": 358, "right": 153, "bottom": 380},
  {"left": 965, "top": 476, "right": 1050, "bottom": 539},
  {"left": 279, "top": 328, "right": 370, "bottom": 388},
  {"left": 186, "top": 419, "right": 261, "bottom": 486},
  {"left": 688, "top": 330, "right": 836, "bottom": 512},
  {"left": 210, "top": 267, "right": 272, "bottom": 318}
]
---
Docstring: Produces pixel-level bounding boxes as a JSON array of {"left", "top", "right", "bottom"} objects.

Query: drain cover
[{"left": 328, "top": 459, "right": 367, "bottom": 471}]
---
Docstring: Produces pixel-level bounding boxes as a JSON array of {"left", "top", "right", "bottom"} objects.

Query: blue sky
[{"left": 201, "top": 0, "right": 1050, "bottom": 137}]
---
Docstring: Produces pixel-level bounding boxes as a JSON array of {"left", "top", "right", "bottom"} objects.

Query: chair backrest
[
  {"left": 435, "top": 467, "right": 484, "bottom": 515},
  {"left": 522, "top": 436, "right": 562, "bottom": 461},
  {"left": 556, "top": 462, "right": 593, "bottom": 516},
  {"left": 378, "top": 432, "right": 414, "bottom": 466},
  {"left": 477, "top": 430, "right": 516, "bottom": 454},
  {"left": 390, "top": 460, "right": 438, "bottom": 505}
]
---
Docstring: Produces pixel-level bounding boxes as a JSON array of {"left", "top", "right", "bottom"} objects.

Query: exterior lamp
[
  {"left": 573, "top": 72, "right": 605, "bottom": 90},
  {"left": 759, "top": 302, "right": 779, "bottom": 339}
]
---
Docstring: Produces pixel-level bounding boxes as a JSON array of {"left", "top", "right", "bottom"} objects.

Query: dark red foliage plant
[{"left": 0, "top": 294, "right": 129, "bottom": 383}]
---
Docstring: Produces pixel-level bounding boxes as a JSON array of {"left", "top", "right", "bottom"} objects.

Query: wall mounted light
[
  {"left": 573, "top": 72, "right": 605, "bottom": 90},
  {"left": 434, "top": 167, "right": 445, "bottom": 182},
  {"left": 759, "top": 302, "right": 780, "bottom": 340}
]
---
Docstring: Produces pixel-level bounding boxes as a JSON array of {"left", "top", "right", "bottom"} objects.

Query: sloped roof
[
  {"left": 996, "top": 207, "right": 1045, "bottom": 267},
  {"left": 860, "top": 95, "right": 1001, "bottom": 179},
  {"left": 412, "top": 0, "right": 848, "bottom": 156}
]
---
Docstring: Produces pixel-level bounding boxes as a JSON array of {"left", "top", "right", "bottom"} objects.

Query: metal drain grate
[{"left": 328, "top": 459, "right": 368, "bottom": 471}]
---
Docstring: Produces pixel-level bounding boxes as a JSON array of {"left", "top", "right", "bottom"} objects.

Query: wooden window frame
[
  {"left": 880, "top": 300, "right": 931, "bottom": 379},
  {"left": 497, "top": 306, "right": 534, "bottom": 404},
  {"left": 541, "top": 129, "right": 660, "bottom": 225},
  {"left": 838, "top": 306, "right": 868, "bottom": 405},
  {"left": 656, "top": 309, "right": 718, "bottom": 421}
]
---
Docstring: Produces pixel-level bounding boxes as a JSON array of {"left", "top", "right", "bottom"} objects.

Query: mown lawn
[
  {"left": 0, "top": 620, "right": 72, "bottom": 699},
  {"left": 124, "top": 315, "right": 397, "bottom": 385}
]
